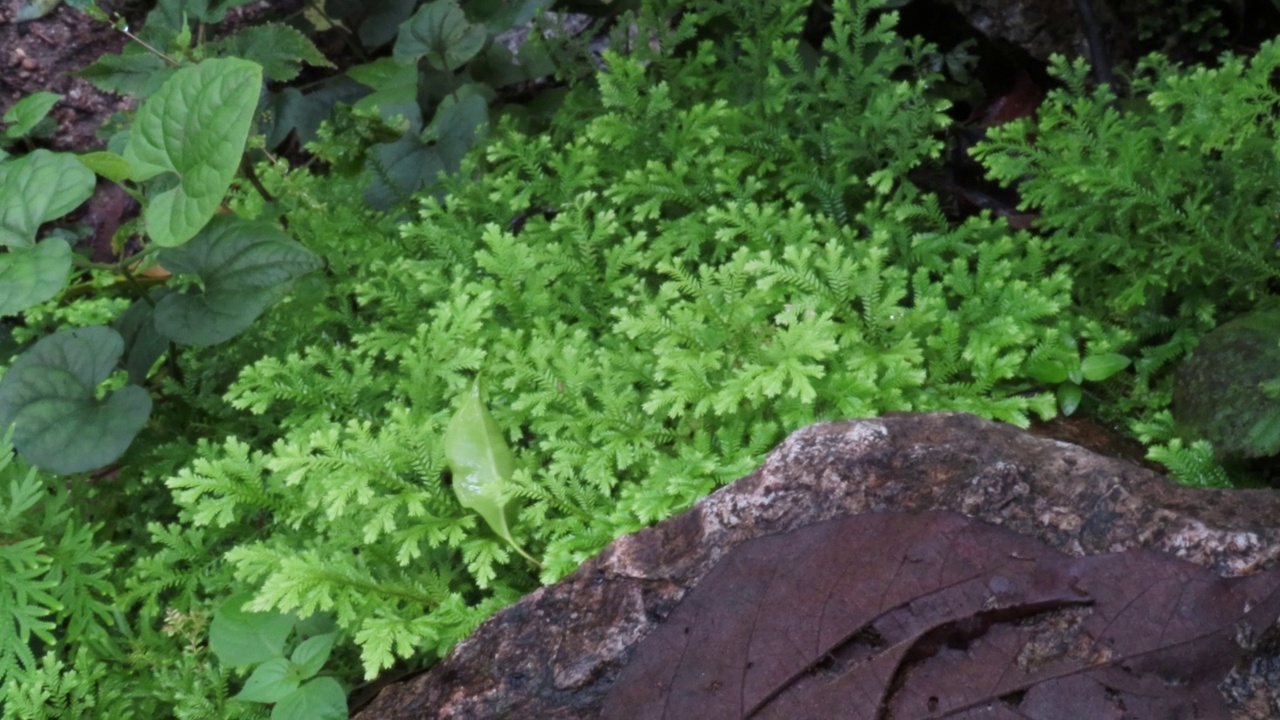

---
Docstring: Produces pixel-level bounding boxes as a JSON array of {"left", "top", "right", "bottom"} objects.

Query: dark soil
[{"left": 0, "top": 2, "right": 134, "bottom": 152}]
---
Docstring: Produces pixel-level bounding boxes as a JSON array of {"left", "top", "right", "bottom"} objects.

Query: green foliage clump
[
  {"left": 155, "top": 0, "right": 1104, "bottom": 679},
  {"left": 973, "top": 44, "right": 1280, "bottom": 482}
]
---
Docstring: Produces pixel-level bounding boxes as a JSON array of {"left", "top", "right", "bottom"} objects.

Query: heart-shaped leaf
[
  {"left": 290, "top": 632, "right": 337, "bottom": 679},
  {"left": 0, "top": 149, "right": 96, "bottom": 248},
  {"left": 232, "top": 658, "right": 299, "bottom": 703},
  {"left": 394, "top": 0, "right": 487, "bottom": 71},
  {"left": 0, "top": 326, "right": 152, "bottom": 475},
  {"left": 0, "top": 238, "right": 72, "bottom": 316},
  {"left": 210, "top": 593, "right": 296, "bottom": 668},
  {"left": 153, "top": 216, "right": 323, "bottom": 346},
  {"left": 124, "top": 58, "right": 263, "bottom": 247}
]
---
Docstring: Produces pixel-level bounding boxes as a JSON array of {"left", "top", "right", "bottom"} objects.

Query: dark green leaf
[
  {"left": 154, "top": 216, "right": 323, "bottom": 346},
  {"left": 206, "top": 23, "right": 334, "bottom": 82},
  {"left": 394, "top": 0, "right": 488, "bottom": 71},
  {"left": 364, "top": 133, "right": 443, "bottom": 210},
  {"left": 357, "top": 0, "right": 417, "bottom": 47},
  {"left": 349, "top": 58, "right": 423, "bottom": 130},
  {"left": 1057, "top": 383, "right": 1082, "bottom": 417},
  {"left": 77, "top": 44, "right": 175, "bottom": 98},
  {"left": 429, "top": 90, "right": 488, "bottom": 169},
  {"left": 466, "top": 0, "right": 554, "bottom": 33},
  {"left": 112, "top": 295, "right": 172, "bottom": 385},
  {"left": 0, "top": 327, "right": 152, "bottom": 475},
  {"left": 262, "top": 78, "right": 369, "bottom": 149}
]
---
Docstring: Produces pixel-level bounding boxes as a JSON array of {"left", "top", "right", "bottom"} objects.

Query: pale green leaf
[
  {"left": 272, "top": 677, "right": 346, "bottom": 720},
  {"left": 444, "top": 379, "right": 516, "bottom": 542},
  {"left": 290, "top": 632, "right": 336, "bottom": 679},
  {"left": 2, "top": 92, "right": 60, "bottom": 139},
  {"left": 78, "top": 151, "right": 133, "bottom": 183},
  {"left": 0, "top": 149, "right": 96, "bottom": 248},
  {"left": 233, "top": 658, "right": 299, "bottom": 703},
  {"left": 124, "top": 58, "right": 263, "bottom": 247},
  {"left": 0, "top": 238, "right": 71, "bottom": 316},
  {"left": 1079, "top": 353, "right": 1130, "bottom": 382},
  {"left": 210, "top": 593, "right": 295, "bottom": 668},
  {"left": 0, "top": 327, "right": 152, "bottom": 475}
]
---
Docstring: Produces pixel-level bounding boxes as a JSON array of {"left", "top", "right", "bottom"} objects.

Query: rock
[
  {"left": 353, "top": 412, "right": 1280, "bottom": 719},
  {"left": 1174, "top": 305, "right": 1280, "bottom": 461}
]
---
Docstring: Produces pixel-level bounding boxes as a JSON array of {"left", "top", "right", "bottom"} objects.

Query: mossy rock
[{"left": 1173, "top": 307, "right": 1280, "bottom": 460}]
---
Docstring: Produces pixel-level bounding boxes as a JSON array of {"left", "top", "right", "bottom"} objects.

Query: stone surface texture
[{"left": 354, "top": 412, "right": 1280, "bottom": 719}]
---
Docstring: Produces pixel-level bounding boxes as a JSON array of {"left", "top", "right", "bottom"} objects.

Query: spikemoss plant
[{"left": 156, "top": 0, "right": 1120, "bottom": 679}]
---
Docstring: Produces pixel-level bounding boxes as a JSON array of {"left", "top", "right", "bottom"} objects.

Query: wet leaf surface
[{"left": 603, "top": 511, "right": 1280, "bottom": 719}]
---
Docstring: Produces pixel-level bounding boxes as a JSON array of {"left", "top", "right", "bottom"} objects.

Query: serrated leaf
[
  {"left": 233, "top": 658, "right": 299, "bottom": 703},
  {"left": 0, "top": 238, "right": 72, "bottom": 316},
  {"left": 124, "top": 58, "right": 263, "bottom": 247},
  {"left": 394, "top": 0, "right": 487, "bottom": 71},
  {"left": 207, "top": 23, "right": 334, "bottom": 82},
  {"left": 443, "top": 379, "right": 539, "bottom": 566},
  {"left": 0, "top": 149, "right": 96, "bottom": 248},
  {"left": 77, "top": 43, "right": 175, "bottom": 97},
  {"left": 3, "top": 92, "right": 60, "bottom": 139},
  {"left": 272, "top": 677, "right": 347, "bottom": 720},
  {"left": 210, "top": 593, "right": 295, "bottom": 668},
  {"left": 153, "top": 216, "right": 323, "bottom": 346},
  {"left": 290, "top": 632, "right": 336, "bottom": 679},
  {"left": 1080, "top": 353, "right": 1130, "bottom": 382},
  {"left": 0, "top": 327, "right": 152, "bottom": 475},
  {"left": 1057, "top": 382, "right": 1082, "bottom": 417},
  {"left": 78, "top": 151, "right": 133, "bottom": 183}
]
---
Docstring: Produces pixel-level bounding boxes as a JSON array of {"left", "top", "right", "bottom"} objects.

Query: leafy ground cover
[{"left": 0, "top": 0, "right": 1278, "bottom": 717}]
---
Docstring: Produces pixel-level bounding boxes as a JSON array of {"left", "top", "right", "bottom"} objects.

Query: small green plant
[
  {"left": 0, "top": 58, "right": 322, "bottom": 475},
  {"left": 1024, "top": 345, "right": 1131, "bottom": 416},
  {"left": 210, "top": 594, "right": 345, "bottom": 720}
]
